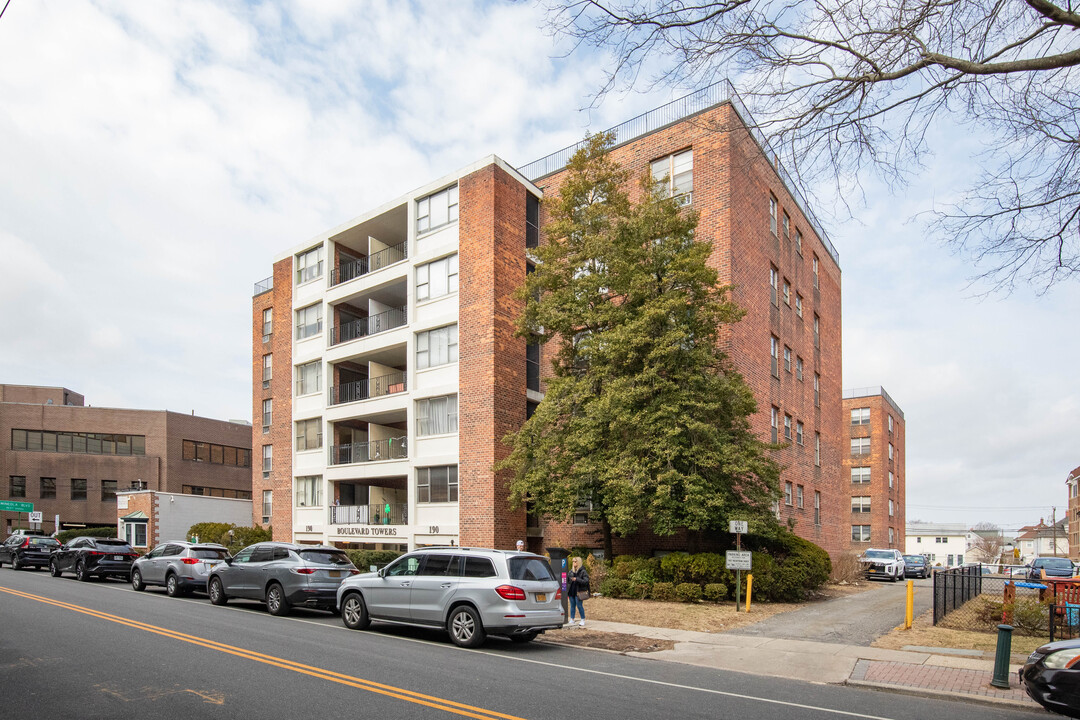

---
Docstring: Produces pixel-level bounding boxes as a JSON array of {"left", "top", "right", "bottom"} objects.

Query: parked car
[
  {"left": 1029, "top": 557, "right": 1076, "bottom": 581},
  {"left": 0, "top": 535, "right": 61, "bottom": 570},
  {"left": 49, "top": 536, "right": 138, "bottom": 581},
  {"left": 337, "top": 547, "right": 564, "bottom": 647},
  {"left": 207, "top": 541, "right": 358, "bottom": 616},
  {"left": 902, "top": 555, "right": 929, "bottom": 579},
  {"left": 1021, "top": 637, "right": 1080, "bottom": 718},
  {"left": 131, "top": 542, "right": 230, "bottom": 596},
  {"left": 859, "top": 548, "right": 906, "bottom": 582}
]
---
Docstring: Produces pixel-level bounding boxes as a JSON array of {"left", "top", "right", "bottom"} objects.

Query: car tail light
[
  {"left": 180, "top": 558, "right": 200, "bottom": 565},
  {"left": 87, "top": 551, "right": 107, "bottom": 556},
  {"left": 349, "top": 569, "right": 361, "bottom": 575},
  {"left": 555, "top": 588, "right": 562, "bottom": 600},
  {"left": 494, "top": 585, "right": 526, "bottom": 600},
  {"left": 20, "top": 539, "right": 30, "bottom": 548},
  {"left": 292, "top": 568, "right": 316, "bottom": 575}
]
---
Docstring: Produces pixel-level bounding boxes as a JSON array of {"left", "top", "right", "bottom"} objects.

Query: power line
[
  {"left": 907, "top": 504, "right": 1055, "bottom": 510},
  {"left": 0, "top": 0, "right": 11, "bottom": 22}
]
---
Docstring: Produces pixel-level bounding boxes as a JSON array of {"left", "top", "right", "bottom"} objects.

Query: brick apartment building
[
  {"left": 1, "top": 384, "right": 253, "bottom": 538},
  {"left": 843, "top": 386, "right": 906, "bottom": 550},
  {"left": 251, "top": 82, "right": 848, "bottom": 558}
]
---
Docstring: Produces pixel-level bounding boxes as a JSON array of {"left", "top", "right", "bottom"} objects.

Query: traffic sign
[
  {"left": 29, "top": 511, "right": 43, "bottom": 523},
  {"left": 726, "top": 550, "right": 752, "bottom": 570},
  {"left": 0, "top": 500, "right": 33, "bottom": 513},
  {"left": 729, "top": 520, "right": 748, "bottom": 534}
]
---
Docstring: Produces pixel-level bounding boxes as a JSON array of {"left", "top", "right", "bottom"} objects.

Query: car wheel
[
  {"left": 11, "top": 555, "right": 22, "bottom": 571},
  {"left": 76, "top": 560, "right": 90, "bottom": 582},
  {"left": 166, "top": 573, "right": 184, "bottom": 598},
  {"left": 341, "top": 592, "right": 371, "bottom": 630},
  {"left": 208, "top": 577, "right": 228, "bottom": 606},
  {"left": 50, "top": 559, "right": 62, "bottom": 578},
  {"left": 448, "top": 605, "right": 485, "bottom": 648},
  {"left": 266, "top": 583, "right": 291, "bottom": 616},
  {"left": 131, "top": 569, "right": 145, "bottom": 592},
  {"left": 510, "top": 632, "right": 538, "bottom": 644}
]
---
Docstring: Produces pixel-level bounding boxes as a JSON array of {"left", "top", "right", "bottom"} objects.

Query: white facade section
[{"left": 905, "top": 523, "right": 968, "bottom": 568}]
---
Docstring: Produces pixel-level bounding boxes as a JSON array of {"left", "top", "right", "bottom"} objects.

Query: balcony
[
  {"left": 329, "top": 437, "right": 408, "bottom": 466},
  {"left": 329, "top": 503, "right": 408, "bottom": 526},
  {"left": 331, "top": 242, "right": 408, "bottom": 287},
  {"left": 330, "top": 307, "right": 407, "bottom": 346},
  {"left": 329, "top": 372, "right": 407, "bottom": 406}
]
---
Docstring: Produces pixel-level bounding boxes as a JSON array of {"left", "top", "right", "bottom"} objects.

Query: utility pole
[{"left": 1053, "top": 507, "right": 1058, "bottom": 556}]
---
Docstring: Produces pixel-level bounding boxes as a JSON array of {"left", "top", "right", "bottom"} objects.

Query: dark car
[
  {"left": 49, "top": 536, "right": 138, "bottom": 581},
  {"left": 903, "top": 555, "right": 929, "bottom": 579},
  {"left": 0, "top": 535, "right": 61, "bottom": 570},
  {"left": 1021, "top": 637, "right": 1080, "bottom": 718},
  {"left": 1029, "top": 557, "right": 1075, "bottom": 581}
]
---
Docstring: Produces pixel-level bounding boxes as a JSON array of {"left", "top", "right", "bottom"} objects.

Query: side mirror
[
  {"left": 224, "top": 557, "right": 234, "bottom": 566},
  {"left": 378, "top": 567, "right": 387, "bottom": 578}
]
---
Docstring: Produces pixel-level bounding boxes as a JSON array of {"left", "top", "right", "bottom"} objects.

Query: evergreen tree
[{"left": 498, "top": 133, "right": 780, "bottom": 559}]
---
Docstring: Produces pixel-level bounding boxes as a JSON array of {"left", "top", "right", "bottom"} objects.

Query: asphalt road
[
  {"left": 733, "top": 578, "right": 933, "bottom": 645},
  {"left": 0, "top": 569, "right": 1037, "bottom": 720}
]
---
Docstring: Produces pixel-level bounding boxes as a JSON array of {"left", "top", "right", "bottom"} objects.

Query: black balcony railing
[
  {"left": 330, "top": 242, "right": 408, "bottom": 286},
  {"left": 329, "top": 372, "right": 407, "bottom": 405},
  {"left": 330, "top": 307, "right": 407, "bottom": 346},
  {"left": 329, "top": 503, "right": 408, "bottom": 526},
  {"left": 329, "top": 437, "right": 408, "bottom": 465}
]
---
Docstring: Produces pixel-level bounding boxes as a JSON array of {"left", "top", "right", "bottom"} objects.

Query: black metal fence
[{"left": 933, "top": 564, "right": 1064, "bottom": 638}]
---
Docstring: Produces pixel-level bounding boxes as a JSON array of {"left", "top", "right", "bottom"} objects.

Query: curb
[{"left": 844, "top": 678, "right": 1041, "bottom": 712}]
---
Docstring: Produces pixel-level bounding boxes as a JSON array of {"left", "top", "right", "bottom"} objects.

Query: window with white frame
[
  {"left": 852, "top": 496, "right": 871, "bottom": 513},
  {"left": 813, "top": 314, "right": 820, "bottom": 347},
  {"left": 851, "top": 467, "right": 871, "bottom": 484},
  {"left": 573, "top": 499, "right": 593, "bottom": 524},
  {"left": 888, "top": 415, "right": 894, "bottom": 433},
  {"left": 417, "top": 185, "right": 459, "bottom": 234},
  {"left": 295, "top": 418, "right": 322, "bottom": 451},
  {"left": 851, "top": 407, "right": 870, "bottom": 425},
  {"left": 771, "top": 407, "right": 779, "bottom": 443},
  {"left": 796, "top": 356, "right": 804, "bottom": 381},
  {"left": 416, "top": 325, "right": 459, "bottom": 369},
  {"left": 262, "top": 489, "right": 272, "bottom": 524},
  {"left": 852, "top": 525, "right": 871, "bottom": 542},
  {"left": 782, "top": 211, "right": 790, "bottom": 241},
  {"left": 889, "top": 499, "right": 894, "bottom": 516},
  {"left": 262, "top": 308, "right": 272, "bottom": 341},
  {"left": 784, "top": 345, "right": 792, "bottom": 373},
  {"left": 784, "top": 481, "right": 793, "bottom": 505},
  {"left": 769, "top": 266, "right": 778, "bottom": 306},
  {"left": 417, "top": 465, "right": 458, "bottom": 503},
  {"left": 795, "top": 228, "right": 803, "bottom": 255},
  {"left": 771, "top": 335, "right": 779, "bottom": 377},
  {"left": 783, "top": 279, "right": 791, "bottom": 305},
  {"left": 851, "top": 437, "right": 871, "bottom": 456},
  {"left": 814, "top": 491, "right": 821, "bottom": 524},
  {"left": 295, "top": 475, "right": 322, "bottom": 507},
  {"left": 795, "top": 293, "right": 803, "bottom": 317},
  {"left": 796, "top": 421, "right": 804, "bottom": 445},
  {"left": 797, "top": 485, "right": 804, "bottom": 508},
  {"left": 815, "top": 433, "right": 821, "bottom": 466},
  {"left": 262, "top": 399, "right": 272, "bottom": 430},
  {"left": 889, "top": 471, "right": 894, "bottom": 488},
  {"left": 296, "top": 245, "right": 324, "bottom": 285},
  {"left": 262, "top": 445, "right": 272, "bottom": 478},
  {"left": 651, "top": 149, "right": 693, "bottom": 205},
  {"left": 814, "top": 374, "right": 820, "bottom": 406},
  {"left": 784, "top": 414, "right": 792, "bottom": 440},
  {"left": 296, "top": 303, "right": 322, "bottom": 340},
  {"left": 296, "top": 361, "right": 321, "bottom": 396},
  {"left": 416, "top": 395, "right": 458, "bottom": 436},
  {"left": 889, "top": 443, "right": 895, "bottom": 460},
  {"left": 125, "top": 521, "right": 147, "bottom": 547},
  {"left": 416, "top": 254, "right": 459, "bottom": 301},
  {"left": 769, "top": 194, "right": 778, "bottom": 236},
  {"left": 262, "top": 354, "right": 272, "bottom": 388},
  {"left": 889, "top": 527, "right": 895, "bottom": 544},
  {"left": 812, "top": 255, "right": 819, "bottom": 288}
]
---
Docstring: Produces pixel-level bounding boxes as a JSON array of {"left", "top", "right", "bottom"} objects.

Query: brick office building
[
  {"left": 843, "top": 386, "right": 906, "bottom": 550},
  {"left": 251, "top": 82, "right": 848, "bottom": 557},
  {"left": 1, "top": 384, "right": 253, "bottom": 537}
]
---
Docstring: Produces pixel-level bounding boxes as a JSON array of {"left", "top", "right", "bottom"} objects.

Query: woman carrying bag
[{"left": 568, "top": 556, "right": 590, "bottom": 627}]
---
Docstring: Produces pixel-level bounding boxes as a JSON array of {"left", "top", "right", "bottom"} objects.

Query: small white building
[
  {"left": 1016, "top": 519, "right": 1069, "bottom": 562},
  {"left": 905, "top": 522, "right": 968, "bottom": 568}
]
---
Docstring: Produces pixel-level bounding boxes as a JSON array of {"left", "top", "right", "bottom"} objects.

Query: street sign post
[
  {"left": 29, "top": 511, "right": 43, "bottom": 523},
  {"left": 0, "top": 500, "right": 33, "bottom": 513},
  {"left": 726, "top": 550, "right": 752, "bottom": 570},
  {"left": 729, "top": 520, "right": 751, "bottom": 611},
  {"left": 729, "top": 520, "right": 748, "bottom": 534}
]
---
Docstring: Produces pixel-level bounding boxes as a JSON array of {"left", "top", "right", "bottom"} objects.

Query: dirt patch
[
  {"left": 544, "top": 629, "right": 677, "bottom": 653},
  {"left": 872, "top": 610, "right": 1048, "bottom": 656}
]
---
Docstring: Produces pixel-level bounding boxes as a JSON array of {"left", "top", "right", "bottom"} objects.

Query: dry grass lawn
[{"left": 872, "top": 610, "right": 1048, "bottom": 656}]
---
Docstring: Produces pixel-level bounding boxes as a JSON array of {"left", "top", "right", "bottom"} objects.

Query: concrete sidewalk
[{"left": 566, "top": 619, "right": 1039, "bottom": 711}]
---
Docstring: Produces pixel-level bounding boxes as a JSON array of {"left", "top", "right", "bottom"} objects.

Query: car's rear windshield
[
  {"left": 192, "top": 548, "right": 229, "bottom": 560},
  {"left": 1038, "top": 558, "right": 1073, "bottom": 569},
  {"left": 903, "top": 556, "right": 923, "bottom": 563},
  {"left": 29, "top": 538, "right": 60, "bottom": 547},
  {"left": 299, "top": 550, "right": 353, "bottom": 566},
  {"left": 96, "top": 540, "right": 133, "bottom": 550},
  {"left": 508, "top": 557, "right": 556, "bottom": 581},
  {"left": 863, "top": 550, "right": 894, "bottom": 560}
]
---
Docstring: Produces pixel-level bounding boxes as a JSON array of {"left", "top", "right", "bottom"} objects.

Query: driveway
[{"left": 729, "top": 577, "right": 933, "bottom": 646}]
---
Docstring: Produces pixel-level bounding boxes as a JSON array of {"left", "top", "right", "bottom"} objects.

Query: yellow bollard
[
  {"left": 905, "top": 580, "right": 914, "bottom": 629},
  {"left": 745, "top": 574, "right": 753, "bottom": 613}
]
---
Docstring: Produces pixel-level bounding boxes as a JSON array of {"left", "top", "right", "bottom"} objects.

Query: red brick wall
[
  {"left": 120, "top": 491, "right": 157, "bottom": 548},
  {"left": 842, "top": 394, "right": 906, "bottom": 552}
]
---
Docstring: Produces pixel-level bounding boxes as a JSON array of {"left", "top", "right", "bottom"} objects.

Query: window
[
  {"left": 889, "top": 471, "right": 894, "bottom": 488},
  {"left": 769, "top": 266, "right": 778, "bottom": 306},
  {"left": 795, "top": 229, "right": 803, "bottom": 255},
  {"left": 296, "top": 245, "right": 324, "bottom": 285},
  {"left": 12, "top": 430, "right": 145, "bottom": 456},
  {"left": 262, "top": 445, "right": 272, "bottom": 479},
  {"left": 813, "top": 314, "right": 820, "bottom": 348},
  {"left": 417, "top": 395, "right": 458, "bottom": 436},
  {"left": 651, "top": 149, "right": 693, "bottom": 205},
  {"left": 784, "top": 414, "right": 792, "bottom": 440},
  {"left": 851, "top": 438, "right": 871, "bottom": 456},
  {"left": 97, "top": 479, "right": 117, "bottom": 502},
  {"left": 948, "top": 554, "right": 955, "bottom": 566},
  {"left": 851, "top": 408, "right": 870, "bottom": 425},
  {"left": 262, "top": 399, "right": 272, "bottom": 430},
  {"left": 263, "top": 308, "right": 272, "bottom": 341},
  {"left": 812, "top": 255, "right": 819, "bottom": 288},
  {"left": 417, "top": 325, "right": 458, "bottom": 369},
  {"left": 797, "top": 485, "right": 804, "bottom": 509},
  {"left": 814, "top": 491, "right": 821, "bottom": 524},
  {"left": 889, "top": 527, "right": 895, "bottom": 544},
  {"left": 917, "top": 536, "right": 921, "bottom": 544},
  {"left": 784, "top": 481, "right": 793, "bottom": 505},
  {"left": 295, "top": 418, "right": 322, "bottom": 451},
  {"left": 815, "top": 433, "right": 821, "bottom": 466},
  {"left": 796, "top": 421, "right": 804, "bottom": 445},
  {"left": 296, "top": 360, "right": 322, "bottom": 396},
  {"left": 526, "top": 341, "right": 540, "bottom": 392},
  {"left": 296, "top": 303, "right": 323, "bottom": 340},
  {"left": 183, "top": 440, "right": 250, "bottom": 467},
  {"left": 295, "top": 476, "right": 322, "bottom": 507},
  {"left": 851, "top": 467, "right": 871, "bottom": 484},
  {"left": 771, "top": 407, "right": 779, "bottom": 443},
  {"left": 769, "top": 194, "right": 778, "bottom": 236},
  {"left": 770, "top": 336, "right": 779, "bottom": 377},
  {"left": 526, "top": 193, "right": 540, "bottom": 249},
  {"left": 888, "top": 415, "right": 894, "bottom": 433},
  {"left": 783, "top": 346, "right": 792, "bottom": 373},
  {"left": 889, "top": 443, "right": 895, "bottom": 461},
  {"left": 958, "top": 554, "right": 964, "bottom": 565},
  {"left": 417, "top": 465, "right": 458, "bottom": 503},
  {"left": 796, "top": 356, "right": 804, "bottom": 381},
  {"left": 182, "top": 485, "right": 251, "bottom": 499},
  {"left": 851, "top": 497, "right": 871, "bottom": 513},
  {"left": 795, "top": 293, "right": 803, "bottom": 317},
  {"left": 782, "top": 279, "right": 791, "bottom": 305},
  {"left": 262, "top": 490, "right": 272, "bottom": 524},
  {"left": 262, "top": 354, "right": 272, "bottom": 388},
  {"left": 852, "top": 525, "right": 871, "bottom": 542},
  {"left": 782, "top": 211, "right": 790, "bottom": 241},
  {"left": 417, "top": 184, "right": 459, "bottom": 233},
  {"left": 40, "top": 477, "right": 55, "bottom": 498},
  {"left": 416, "top": 254, "right": 459, "bottom": 301},
  {"left": 814, "top": 374, "right": 820, "bottom": 406},
  {"left": 463, "top": 556, "right": 496, "bottom": 578},
  {"left": 9, "top": 475, "right": 25, "bottom": 498},
  {"left": 889, "top": 499, "right": 894, "bottom": 517},
  {"left": 573, "top": 499, "right": 593, "bottom": 524},
  {"left": 71, "top": 478, "right": 87, "bottom": 501}
]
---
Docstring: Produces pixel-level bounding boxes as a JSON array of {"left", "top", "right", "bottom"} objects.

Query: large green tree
[{"left": 498, "top": 133, "right": 780, "bottom": 559}]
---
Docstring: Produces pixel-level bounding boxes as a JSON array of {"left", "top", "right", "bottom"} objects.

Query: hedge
[
  {"left": 346, "top": 549, "right": 402, "bottom": 571},
  {"left": 186, "top": 523, "right": 273, "bottom": 555},
  {"left": 56, "top": 526, "right": 119, "bottom": 544}
]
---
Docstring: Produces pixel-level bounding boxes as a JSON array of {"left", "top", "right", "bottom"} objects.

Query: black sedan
[
  {"left": 49, "top": 536, "right": 138, "bottom": 581},
  {"left": 0, "top": 535, "right": 61, "bottom": 570},
  {"left": 1021, "top": 637, "right": 1080, "bottom": 718},
  {"left": 1029, "top": 557, "right": 1075, "bottom": 581},
  {"left": 903, "top": 555, "right": 929, "bottom": 579}
]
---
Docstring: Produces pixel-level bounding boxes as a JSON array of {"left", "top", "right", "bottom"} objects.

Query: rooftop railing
[
  {"left": 253, "top": 276, "right": 273, "bottom": 296},
  {"left": 843, "top": 386, "right": 905, "bottom": 419}
]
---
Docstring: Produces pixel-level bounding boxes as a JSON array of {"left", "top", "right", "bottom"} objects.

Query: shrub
[
  {"left": 651, "top": 582, "right": 677, "bottom": 601},
  {"left": 688, "top": 553, "right": 731, "bottom": 586},
  {"left": 185, "top": 522, "right": 273, "bottom": 554},
  {"left": 600, "top": 578, "right": 628, "bottom": 598},
  {"left": 703, "top": 583, "right": 727, "bottom": 602},
  {"left": 675, "top": 583, "right": 703, "bottom": 603},
  {"left": 1009, "top": 597, "right": 1052, "bottom": 636},
  {"left": 831, "top": 552, "right": 864, "bottom": 583},
  {"left": 346, "top": 549, "right": 402, "bottom": 571},
  {"left": 744, "top": 530, "right": 832, "bottom": 602},
  {"left": 584, "top": 553, "right": 608, "bottom": 589},
  {"left": 659, "top": 552, "right": 693, "bottom": 584},
  {"left": 612, "top": 555, "right": 660, "bottom": 581},
  {"left": 56, "top": 526, "right": 119, "bottom": 544}
]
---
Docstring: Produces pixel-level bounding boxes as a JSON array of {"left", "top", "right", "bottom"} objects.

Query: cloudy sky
[{"left": 1, "top": 1, "right": 1075, "bottom": 534}]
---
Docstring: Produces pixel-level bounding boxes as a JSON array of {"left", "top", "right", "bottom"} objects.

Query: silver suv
[
  {"left": 207, "top": 541, "right": 358, "bottom": 616},
  {"left": 336, "top": 547, "right": 564, "bottom": 647},
  {"left": 131, "top": 541, "right": 230, "bottom": 596}
]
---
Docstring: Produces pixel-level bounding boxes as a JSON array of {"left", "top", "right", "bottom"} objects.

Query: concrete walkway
[{"left": 564, "top": 619, "right": 1040, "bottom": 711}]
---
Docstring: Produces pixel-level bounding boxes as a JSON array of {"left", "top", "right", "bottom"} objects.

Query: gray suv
[
  {"left": 336, "top": 547, "right": 564, "bottom": 647},
  {"left": 131, "top": 542, "right": 230, "bottom": 596},
  {"left": 207, "top": 541, "right": 358, "bottom": 616}
]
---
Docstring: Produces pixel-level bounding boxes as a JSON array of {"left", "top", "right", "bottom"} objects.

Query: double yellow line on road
[{"left": 0, "top": 586, "right": 524, "bottom": 720}]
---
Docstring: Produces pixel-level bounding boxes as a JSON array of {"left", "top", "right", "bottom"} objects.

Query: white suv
[
  {"left": 860, "top": 548, "right": 906, "bottom": 581},
  {"left": 336, "top": 547, "right": 564, "bottom": 647}
]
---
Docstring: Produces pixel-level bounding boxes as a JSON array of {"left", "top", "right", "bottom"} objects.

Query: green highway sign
[{"left": 0, "top": 500, "right": 33, "bottom": 513}]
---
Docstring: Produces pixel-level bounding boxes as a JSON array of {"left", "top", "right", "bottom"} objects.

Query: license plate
[
  {"left": 536, "top": 593, "right": 547, "bottom": 602},
  {"left": 329, "top": 570, "right": 341, "bottom": 578},
  {"left": 113, "top": 555, "right": 124, "bottom": 561},
  {"left": 869, "top": 568, "right": 877, "bottom": 573}
]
